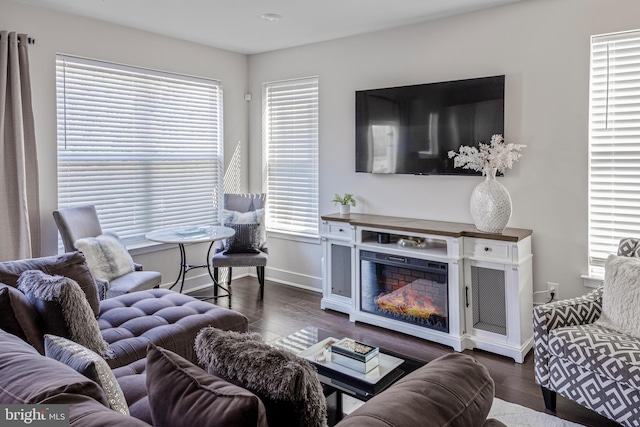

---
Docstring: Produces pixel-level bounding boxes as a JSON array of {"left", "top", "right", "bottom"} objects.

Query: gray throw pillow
[
  {"left": 195, "top": 327, "right": 327, "bottom": 427},
  {"left": 75, "top": 232, "right": 135, "bottom": 282},
  {"left": 222, "top": 208, "right": 266, "bottom": 249},
  {"left": 44, "top": 334, "right": 129, "bottom": 415},
  {"left": 17, "top": 270, "right": 112, "bottom": 358},
  {"left": 596, "top": 254, "right": 640, "bottom": 338},
  {"left": 146, "top": 342, "right": 268, "bottom": 427},
  {"left": 223, "top": 223, "right": 261, "bottom": 254}
]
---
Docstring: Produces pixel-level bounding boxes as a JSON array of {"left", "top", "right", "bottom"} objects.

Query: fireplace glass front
[{"left": 359, "top": 250, "right": 448, "bottom": 333}]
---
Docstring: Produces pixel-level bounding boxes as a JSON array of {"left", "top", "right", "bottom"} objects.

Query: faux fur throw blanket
[
  {"left": 596, "top": 254, "right": 640, "bottom": 338},
  {"left": 18, "top": 270, "right": 112, "bottom": 358},
  {"left": 75, "top": 232, "right": 135, "bottom": 282},
  {"left": 195, "top": 327, "right": 327, "bottom": 427}
]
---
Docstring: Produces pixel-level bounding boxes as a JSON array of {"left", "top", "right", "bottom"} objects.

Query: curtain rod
[{"left": 0, "top": 34, "right": 36, "bottom": 45}]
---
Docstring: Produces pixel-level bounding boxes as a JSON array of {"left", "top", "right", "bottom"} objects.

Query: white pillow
[
  {"left": 596, "top": 254, "right": 640, "bottom": 338},
  {"left": 75, "top": 232, "right": 135, "bottom": 282},
  {"left": 221, "top": 208, "right": 266, "bottom": 249}
]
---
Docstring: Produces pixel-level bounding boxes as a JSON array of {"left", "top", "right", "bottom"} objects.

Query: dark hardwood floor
[{"left": 201, "top": 276, "right": 618, "bottom": 427}]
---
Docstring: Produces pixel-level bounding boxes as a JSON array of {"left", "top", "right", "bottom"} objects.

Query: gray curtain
[{"left": 0, "top": 31, "right": 40, "bottom": 261}]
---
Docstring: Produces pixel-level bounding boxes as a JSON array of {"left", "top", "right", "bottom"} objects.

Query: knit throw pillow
[
  {"left": 195, "top": 327, "right": 327, "bottom": 427},
  {"left": 17, "top": 270, "right": 112, "bottom": 358},
  {"left": 44, "top": 334, "right": 128, "bottom": 415},
  {"left": 75, "top": 232, "right": 135, "bottom": 282},
  {"left": 596, "top": 254, "right": 640, "bottom": 338}
]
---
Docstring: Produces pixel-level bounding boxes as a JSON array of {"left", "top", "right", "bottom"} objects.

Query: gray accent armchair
[
  {"left": 53, "top": 205, "right": 161, "bottom": 299},
  {"left": 533, "top": 238, "right": 640, "bottom": 426},
  {"left": 211, "top": 194, "right": 268, "bottom": 301}
]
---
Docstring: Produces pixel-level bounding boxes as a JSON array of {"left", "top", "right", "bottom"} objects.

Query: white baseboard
[
  {"left": 159, "top": 267, "right": 322, "bottom": 294},
  {"left": 263, "top": 266, "right": 322, "bottom": 293}
]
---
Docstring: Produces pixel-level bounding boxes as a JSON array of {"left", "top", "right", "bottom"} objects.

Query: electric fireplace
[{"left": 359, "top": 250, "right": 448, "bottom": 333}]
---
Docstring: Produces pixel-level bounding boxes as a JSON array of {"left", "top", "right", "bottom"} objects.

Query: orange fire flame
[{"left": 375, "top": 281, "right": 443, "bottom": 318}]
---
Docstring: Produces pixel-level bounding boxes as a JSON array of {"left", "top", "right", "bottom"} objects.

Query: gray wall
[
  {"left": 247, "top": 0, "right": 640, "bottom": 299},
  {"left": 4, "top": 0, "right": 640, "bottom": 300}
]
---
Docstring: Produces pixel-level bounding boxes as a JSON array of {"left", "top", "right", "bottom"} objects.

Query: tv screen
[{"left": 355, "top": 75, "right": 505, "bottom": 175}]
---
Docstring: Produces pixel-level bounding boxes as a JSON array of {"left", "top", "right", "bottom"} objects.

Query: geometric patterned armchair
[{"left": 533, "top": 238, "right": 640, "bottom": 427}]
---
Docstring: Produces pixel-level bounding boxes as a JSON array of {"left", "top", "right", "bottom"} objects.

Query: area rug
[{"left": 488, "top": 398, "right": 584, "bottom": 427}]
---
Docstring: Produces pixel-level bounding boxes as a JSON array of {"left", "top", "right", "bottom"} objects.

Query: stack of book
[{"left": 330, "top": 338, "right": 379, "bottom": 373}]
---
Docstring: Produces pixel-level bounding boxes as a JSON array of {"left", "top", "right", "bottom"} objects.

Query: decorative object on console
[
  {"left": 332, "top": 193, "right": 357, "bottom": 215},
  {"left": 397, "top": 236, "right": 427, "bottom": 248},
  {"left": 448, "top": 134, "right": 526, "bottom": 233}
]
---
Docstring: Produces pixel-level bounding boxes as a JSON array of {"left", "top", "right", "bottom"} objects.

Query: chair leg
[
  {"left": 541, "top": 386, "right": 556, "bottom": 411},
  {"left": 226, "top": 267, "right": 233, "bottom": 307},
  {"left": 213, "top": 268, "right": 219, "bottom": 298},
  {"left": 257, "top": 266, "right": 265, "bottom": 300}
]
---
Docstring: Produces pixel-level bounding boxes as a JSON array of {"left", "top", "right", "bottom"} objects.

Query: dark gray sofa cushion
[
  {"left": 336, "top": 353, "right": 496, "bottom": 427},
  {"left": 0, "top": 252, "right": 100, "bottom": 316},
  {"left": 146, "top": 342, "right": 268, "bottom": 427},
  {"left": 0, "top": 328, "right": 108, "bottom": 406},
  {"left": 0, "top": 283, "right": 43, "bottom": 353}
]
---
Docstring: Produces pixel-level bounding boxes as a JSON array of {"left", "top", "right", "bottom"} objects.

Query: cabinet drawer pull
[
  {"left": 484, "top": 247, "right": 492, "bottom": 252},
  {"left": 339, "top": 228, "right": 344, "bottom": 232}
]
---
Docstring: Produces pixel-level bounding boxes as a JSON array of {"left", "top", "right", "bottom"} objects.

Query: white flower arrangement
[{"left": 447, "top": 134, "right": 525, "bottom": 177}]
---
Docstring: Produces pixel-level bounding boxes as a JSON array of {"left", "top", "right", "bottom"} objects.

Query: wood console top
[{"left": 321, "top": 213, "right": 532, "bottom": 242}]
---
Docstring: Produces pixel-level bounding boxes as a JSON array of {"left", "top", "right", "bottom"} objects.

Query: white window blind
[
  {"left": 263, "top": 77, "right": 319, "bottom": 237},
  {"left": 56, "top": 55, "right": 223, "bottom": 248},
  {"left": 589, "top": 30, "right": 640, "bottom": 274}
]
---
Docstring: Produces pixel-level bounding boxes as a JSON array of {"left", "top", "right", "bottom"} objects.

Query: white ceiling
[{"left": 14, "top": 0, "right": 525, "bottom": 54}]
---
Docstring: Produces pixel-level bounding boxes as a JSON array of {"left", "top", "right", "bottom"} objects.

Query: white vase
[
  {"left": 339, "top": 204, "right": 351, "bottom": 215},
  {"left": 470, "top": 169, "right": 512, "bottom": 233}
]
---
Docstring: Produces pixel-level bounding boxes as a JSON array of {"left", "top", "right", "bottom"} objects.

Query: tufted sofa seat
[
  {"left": 0, "top": 252, "right": 249, "bottom": 369},
  {"left": 99, "top": 288, "right": 248, "bottom": 369}
]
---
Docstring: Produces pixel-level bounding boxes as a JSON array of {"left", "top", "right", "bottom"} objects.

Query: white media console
[{"left": 321, "top": 213, "right": 533, "bottom": 363}]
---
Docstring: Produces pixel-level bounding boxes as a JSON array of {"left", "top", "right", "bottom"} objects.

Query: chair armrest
[
  {"left": 533, "top": 285, "right": 603, "bottom": 387},
  {"left": 134, "top": 262, "right": 143, "bottom": 271},
  {"left": 94, "top": 277, "right": 109, "bottom": 301}
]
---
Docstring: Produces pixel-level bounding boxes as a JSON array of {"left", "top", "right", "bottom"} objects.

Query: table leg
[
  {"left": 335, "top": 390, "right": 344, "bottom": 422},
  {"left": 205, "top": 241, "right": 231, "bottom": 307},
  {"left": 168, "top": 243, "right": 187, "bottom": 292}
]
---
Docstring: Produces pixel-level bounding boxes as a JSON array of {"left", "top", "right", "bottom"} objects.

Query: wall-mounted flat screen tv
[{"left": 355, "top": 75, "right": 505, "bottom": 175}]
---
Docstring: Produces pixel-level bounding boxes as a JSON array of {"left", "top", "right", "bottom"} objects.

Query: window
[
  {"left": 56, "top": 55, "right": 223, "bottom": 247},
  {"left": 263, "top": 77, "right": 319, "bottom": 237},
  {"left": 588, "top": 30, "right": 640, "bottom": 274}
]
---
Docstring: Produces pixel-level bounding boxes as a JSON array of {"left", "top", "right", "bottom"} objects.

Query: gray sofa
[{"left": 0, "top": 328, "right": 504, "bottom": 426}]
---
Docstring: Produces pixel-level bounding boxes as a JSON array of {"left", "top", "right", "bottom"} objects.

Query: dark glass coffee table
[{"left": 274, "top": 326, "right": 426, "bottom": 420}]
